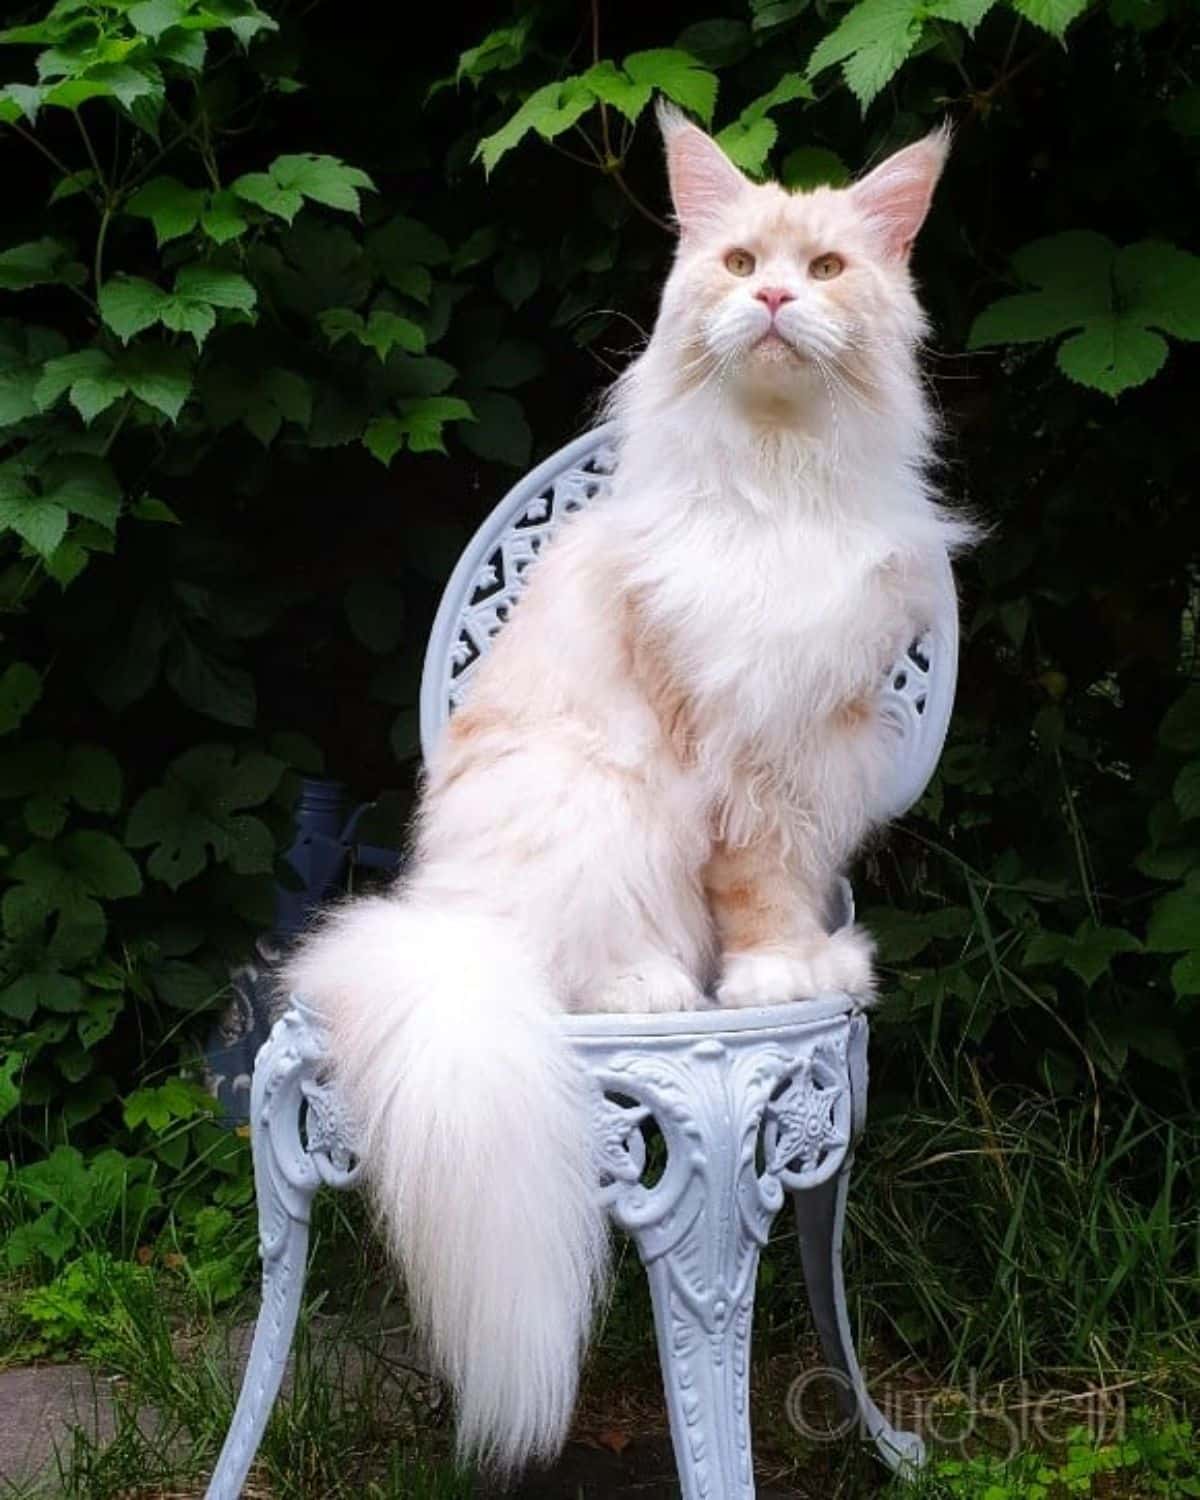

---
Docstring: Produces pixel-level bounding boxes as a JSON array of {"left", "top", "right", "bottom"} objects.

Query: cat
[{"left": 282, "top": 104, "right": 974, "bottom": 1475}]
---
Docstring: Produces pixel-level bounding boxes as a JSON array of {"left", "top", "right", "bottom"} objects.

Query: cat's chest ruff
[{"left": 648, "top": 518, "right": 899, "bottom": 655}]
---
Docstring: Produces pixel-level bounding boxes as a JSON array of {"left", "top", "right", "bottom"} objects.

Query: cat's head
[{"left": 651, "top": 105, "right": 948, "bottom": 421}]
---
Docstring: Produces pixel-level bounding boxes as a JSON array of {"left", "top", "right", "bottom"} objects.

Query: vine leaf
[
  {"left": 233, "top": 154, "right": 375, "bottom": 224},
  {"left": 808, "top": 0, "right": 996, "bottom": 109},
  {"left": 37, "top": 346, "right": 193, "bottom": 422},
  {"left": 0, "top": 663, "right": 41, "bottom": 735},
  {"left": 968, "top": 232, "right": 1200, "bottom": 396},
  {"left": 477, "top": 49, "right": 718, "bottom": 175},
  {"left": 363, "top": 396, "right": 475, "bottom": 465},
  {"left": 1024, "top": 921, "right": 1143, "bottom": 988},
  {"left": 125, "top": 744, "right": 284, "bottom": 889},
  {"left": 716, "top": 73, "right": 813, "bottom": 174},
  {"left": 623, "top": 50, "right": 718, "bottom": 125},
  {"left": 319, "top": 307, "right": 425, "bottom": 361},
  {"left": 1008, "top": 0, "right": 1090, "bottom": 37},
  {"left": 582, "top": 60, "right": 652, "bottom": 123},
  {"left": 476, "top": 79, "right": 596, "bottom": 176},
  {"left": 0, "top": 239, "right": 87, "bottom": 292},
  {"left": 126, "top": 175, "right": 206, "bottom": 245},
  {"left": 99, "top": 266, "right": 256, "bottom": 348}
]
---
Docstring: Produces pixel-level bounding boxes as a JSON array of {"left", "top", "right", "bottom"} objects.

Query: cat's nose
[{"left": 754, "top": 286, "right": 795, "bottom": 316}]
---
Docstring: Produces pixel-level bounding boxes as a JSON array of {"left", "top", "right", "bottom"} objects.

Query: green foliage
[
  {"left": 808, "top": 0, "right": 997, "bottom": 110},
  {"left": 912, "top": 1413, "right": 1200, "bottom": 1498},
  {"left": 475, "top": 47, "right": 721, "bottom": 173},
  {"left": 969, "top": 233, "right": 1200, "bottom": 396},
  {"left": 0, "top": 0, "right": 514, "bottom": 1223}
]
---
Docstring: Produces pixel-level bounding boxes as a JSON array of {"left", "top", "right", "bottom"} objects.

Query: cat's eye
[
  {"left": 724, "top": 248, "right": 756, "bottom": 277},
  {"left": 809, "top": 253, "right": 845, "bottom": 281}
]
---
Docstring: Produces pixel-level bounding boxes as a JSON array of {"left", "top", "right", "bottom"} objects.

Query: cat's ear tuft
[
  {"left": 657, "top": 99, "right": 747, "bottom": 238},
  {"left": 849, "top": 124, "right": 951, "bottom": 261}
]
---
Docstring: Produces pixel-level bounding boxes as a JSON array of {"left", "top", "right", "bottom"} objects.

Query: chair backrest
[{"left": 419, "top": 424, "right": 958, "bottom": 822}]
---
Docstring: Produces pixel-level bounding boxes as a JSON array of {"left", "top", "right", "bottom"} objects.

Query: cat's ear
[
  {"left": 658, "top": 100, "right": 747, "bottom": 238},
  {"left": 849, "top": 125, "right": 950, "bottom": 261}
]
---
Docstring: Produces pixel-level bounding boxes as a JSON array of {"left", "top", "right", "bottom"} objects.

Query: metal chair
[{"left": 205, "top": 424, "right": 958, "bottom": 1499}]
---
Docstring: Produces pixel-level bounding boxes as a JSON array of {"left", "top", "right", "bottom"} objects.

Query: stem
[
  {"left": 1055, "top": 743, "right": 1102, "bottom": 926},
  {"left": 932, "top": 21, "right": 974, "bottom": 92},
  {"left": 75, "top": 112, "right": 106, "bottom": 192},
  {"left": 100, "top": 397, "right": 133, "bottom": 458},
  {"left": 549, "top": 138, "right": 604, "bottom": 169},
  {"left": 590, "top": 0, "right": 615, "bottom": 165},
  {"left": 3, "top": 120, "right": 100, "bottom": 205},
  {"left": 999, "top": 13, "right": 1023, "bottom": 77},
  {"left": 610, "top": 166, "right": 673, "bottom": 233},
  {"left": 94, "top": 203, "right": 113, "bottom": 295},
  {"left": 122, "top": 82, "right": 261, "bottom": 192}
]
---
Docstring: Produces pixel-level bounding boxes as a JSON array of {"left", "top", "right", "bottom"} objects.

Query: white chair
[{"left": 206, "top": 424, "right": 958, "bottom": 1499}]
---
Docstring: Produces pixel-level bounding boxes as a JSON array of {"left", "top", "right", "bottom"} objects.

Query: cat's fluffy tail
[{"left": 281, "top": 892, "right": 608, "bottom": 1473}]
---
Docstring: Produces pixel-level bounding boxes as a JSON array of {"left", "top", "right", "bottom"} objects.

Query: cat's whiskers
[{"left": 812, "top": 355, "right": 843, "bottom": 480}]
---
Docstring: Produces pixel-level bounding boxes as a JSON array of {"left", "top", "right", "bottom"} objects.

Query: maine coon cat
[{"left": 284, "top": 106, "right": 973, "bottom": 1475}]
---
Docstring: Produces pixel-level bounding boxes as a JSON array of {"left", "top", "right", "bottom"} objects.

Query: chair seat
[{"left": 561, "top": 990, "right": 859, "bottom": 1039}]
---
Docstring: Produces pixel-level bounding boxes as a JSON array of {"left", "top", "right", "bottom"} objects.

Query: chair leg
[
  {"left": 642, "top": 1239, "right": 761, "bottom": 1500},
  {"left": 593, "top": 1039, "right": 798, "bottom": 1500},
  {"left": 206, "top": 1006, "right": 361, "bottom": 1500},
  {"left": 791, "top": 1167, "right": 926, "bottom": 1476}
]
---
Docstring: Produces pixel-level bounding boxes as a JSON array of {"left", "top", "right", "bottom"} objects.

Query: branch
[
  {"left": 3, "top": 120, "right": 100, "bottom": 206},
  {"left": 609, "top": 165, "right": 673, "bottom": 234},
  {"left": 590, "top": 0, "right": 615, "bottom": 167},
  {"left": 74, "top": 112, "right": 106, "bottom": 192}
]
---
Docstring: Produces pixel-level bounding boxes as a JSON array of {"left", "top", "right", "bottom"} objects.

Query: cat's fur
[{"left": 283, "top": 108, "right": 973, "bottom": 1474}]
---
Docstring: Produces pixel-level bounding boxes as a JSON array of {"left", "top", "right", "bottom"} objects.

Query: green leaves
[
  {"left": 37, "top": 345, "right": 194, "bottom": 422},
  {"left": 5, "top": 831, "right": 141, "bottom": 971},
  {"left": 0, "top": 0, "right": 276, "bottom": 143},
  {"left": 623, "top": 49, "right": 718, "bottom": 124},
  {"left": 969, "top": 233, "right": 1200, "bottom": 396},
  {"left": 1008, "top": 0, "right": 1090, "bottom": 36},
  {"left": 454, "top": 17, "right": 533, "bottom": 86},
  {"left": 99, "top": 265, "right": 256, "bottom": 348},
  {"left": 0, "top": 663, "right": 41, "bottom": 735},
  {"left": 97, "top": 277, "right": 168, "bottom": 342},
  {"left": 0, "top": 741, "right": 122, "bottom": 838},
  {"left": 0, "top": 239, "right": 86, "bottom": 292},
  {"left": 808, "top": 0, "right": 995, "bottom": 108},
  {"left": 780, "top": 146, "right": 851, "bottom": 190},
  {"left": 715, "top": 73, "right": 813, "bottom": 174},
  {"left": 0, "top": 455, "right": 121, "bottom": 564},
  {"left": 477, "top": 49, "right": 718, "bottom": 174},
  {"left": 1024, "top": 921, "right": 1143, "bottom": 989},
  {"left": 126, "top": 744, "right": 284, "bottom": 889},
  {"left": 126, "top": 176, "right": 206, "bottom": 245},
  {"left": 344, "top": 577, "right": 406, "bottom": 654},
  {"left": 477, "top": 80, "right": 594, "bottom": 176},
  {"left": 123, "top": 1078, "right": 213, "bottom": 1132},
  {"left": 232, "top": 154, "right": 375, "bottom": 225},
  {"left": 165, "top": 635, "right": 255, "bottom": 726},
  {"left": 126, "top": 177, "right": 253, "bottom": 247},
  {"left": 320, "top": 307, "right": 425, "bottom": 361},
  {"left": 363, "top": 396, "right": 475, "bottom": 465},
  {"left": 35, "top": 350, "right": 126, "bottom": 423}
]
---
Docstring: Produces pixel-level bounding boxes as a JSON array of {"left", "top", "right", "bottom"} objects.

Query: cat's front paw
[
  {"left": 716, "top": 929, "right": 875, "bottom": 1008},
  {"left": 586, "top": 956, "right": 705, "bottom": 1014}
]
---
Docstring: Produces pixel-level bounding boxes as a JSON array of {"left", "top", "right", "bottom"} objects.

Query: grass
[{"left": 2, "top": 1034, "right": 1197, "bottom": 1497}]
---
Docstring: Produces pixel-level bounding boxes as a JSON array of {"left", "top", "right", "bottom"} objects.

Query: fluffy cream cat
[{"left": 284, "top": 107, "right": 972, "bottom": 1474}]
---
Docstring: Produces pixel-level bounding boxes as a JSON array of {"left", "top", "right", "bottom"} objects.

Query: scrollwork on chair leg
[
  {"left": 589, "top": 1023, "right": 857, "bottom": 1500},
  {"left": 205, "top": 1006, "right": 361, "bottom": 1500}
]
